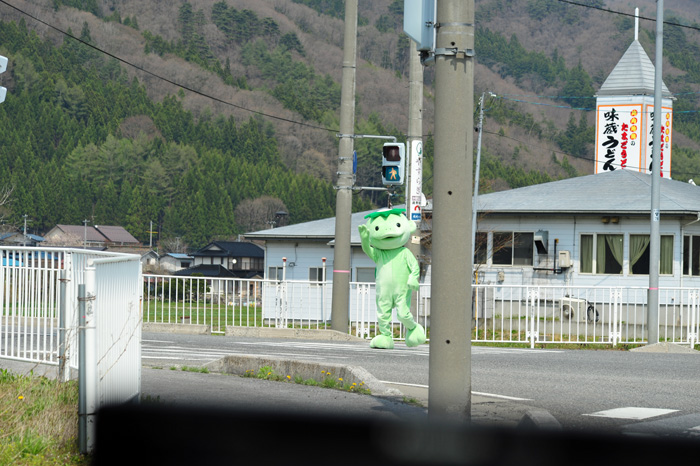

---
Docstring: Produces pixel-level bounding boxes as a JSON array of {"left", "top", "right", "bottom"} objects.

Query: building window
[
  {"left": 492, "top": 232, "right": 533, "bottom": 266},
  {"left": 683, "top": 235, "right": 700, "bottom": 276},
  {"left": 474, "top": 232, "right": 487, "bottom": 265},
  {"left": 630, "top": 235, "right": 673, "bottom": 275},
  {"left": 356, "top": 267, "right": 375, "bottom": 283},
  {"left": 580, "top": 234, "right": 623, "bottom": 274},
  {"left": 268, "top": 266, "right": 283, "bottom": 280},
  {"left": 309, "top": 267, "right": 325, "bottom": 284}
]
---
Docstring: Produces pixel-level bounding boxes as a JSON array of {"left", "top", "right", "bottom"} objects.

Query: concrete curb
[
  {"left": 204, "top": 354, "right": 402, "bottom": 398},
  {"left": 224, "top": 327, "right": 366, "bottom": 341},
  {"left": 518, "top": 408, "right": 562, "bottom": 430},
  {"left": 629, "top": 342, "right": 699, "bottom": 354},
  {"left": 143, "top": 322, "right": 211, "bottom": 335}
]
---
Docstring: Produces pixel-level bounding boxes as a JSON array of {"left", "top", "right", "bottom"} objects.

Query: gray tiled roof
[
  {"left": 245, "top": 207, "right": 393, "bottom": 244},
  {"left": 597, "top": 40, "right": 671, "bottom": 97},
  {"left": 476, "top": 170, "right": 700, "bottom": 215}
]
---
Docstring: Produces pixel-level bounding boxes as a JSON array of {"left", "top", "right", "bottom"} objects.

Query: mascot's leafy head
[{"left": 363, "top": 208, "right": 415, "bottom": 250}]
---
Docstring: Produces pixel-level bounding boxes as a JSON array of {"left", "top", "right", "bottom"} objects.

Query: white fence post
[{"left": 689, "top": 290, "right": 698, "bottom": 349}]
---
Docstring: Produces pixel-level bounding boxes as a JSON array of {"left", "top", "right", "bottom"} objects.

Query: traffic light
[
  {"left": 381, "top": 142, "right": 405, "bottom": 186},
  {"left": 0, "top": 56, "right": 7, "bottom": 104}
]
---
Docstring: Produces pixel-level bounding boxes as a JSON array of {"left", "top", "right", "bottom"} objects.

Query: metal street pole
[
  {"left": 429, "top": 0, "right": 474, "bottom": 421},
  {"left": 406, "top": 40, "right": 424, "bottom": 320},
  {"left": 471, "top": 92, "right": 485, "bottom": 280},
  {"left": 648, "top": 0, "right": 663, "bottom": 345},
  {"left": 330, "top": 0, "right": 358, "bottom": 332}
]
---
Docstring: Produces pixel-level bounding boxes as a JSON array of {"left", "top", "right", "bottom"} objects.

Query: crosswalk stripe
[{"left": 584, "top": 407, "right": 679, "bottom": 420}]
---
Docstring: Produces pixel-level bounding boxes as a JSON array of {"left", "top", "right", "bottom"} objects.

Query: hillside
[{"left": 0, "top": 0, "right": 699, "bottom": 248}]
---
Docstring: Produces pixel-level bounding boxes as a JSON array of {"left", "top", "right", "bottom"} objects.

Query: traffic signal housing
[{"left": 381, "top": 142, "right": 405, "bottom": 186}]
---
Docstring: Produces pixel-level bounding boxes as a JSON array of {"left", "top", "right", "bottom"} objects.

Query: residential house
[
  {"left": 44, "top": 224, "right": 140, "bottom": 248},
  {"left": 0, "top": 232, "right": 44, "bottom": 247},
  {"left": 159, "top": 253, "right": 193, "bottom": 274},
  {"left": 187, "top": 241, "right": 264, "bottom": 279}
]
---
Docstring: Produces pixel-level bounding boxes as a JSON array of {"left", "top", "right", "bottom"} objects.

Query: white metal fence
[
  {"left": 0, "top": 248, "right": 142, "bottom": 392},
  {"left": 142, "top": 274, "right": 699, "bottom": 348}
]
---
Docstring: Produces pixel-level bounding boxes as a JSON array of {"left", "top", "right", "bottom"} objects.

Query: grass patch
[
  {"left": 243, "top": 366, "right": 371, "bottom": 395},
  {"left": 0, "top": 369, "right": 88, "bottom": 465}
]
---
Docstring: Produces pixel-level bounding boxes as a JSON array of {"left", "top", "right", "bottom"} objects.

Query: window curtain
[
  {"left": 629, "top": 235, "right": 650, "bottom": 274},
  {"left": 597, "top": 234, "right": 623, "bottom": 274},
  {"left": 581, "top": 235, "right": 592, "bottom": 273},
  {"left": 660, "top": 235, "right": 673, "bottom": 275}
]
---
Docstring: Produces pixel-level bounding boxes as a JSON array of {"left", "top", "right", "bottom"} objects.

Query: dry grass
[{"left": 0, "top": 369, "right": 88, "bottom": 465}]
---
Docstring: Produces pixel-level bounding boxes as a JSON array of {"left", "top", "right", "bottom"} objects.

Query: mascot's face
[{"left": 367, "top": 212, "right": 416, "bottom": 250}]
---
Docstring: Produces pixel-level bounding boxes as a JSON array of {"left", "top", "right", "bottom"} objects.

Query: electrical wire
[
  {"left": 0, "top": 0, "right": 340, "bottom": 133},
  {"left": 558, "top": 0, "right": 700, "bottom": 32}
]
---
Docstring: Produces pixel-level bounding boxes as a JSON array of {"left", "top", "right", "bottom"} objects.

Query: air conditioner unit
[
  {"left": 560, "top": 296, "right": 587, "bottom": 323},
  {"left": 558, "top": 250, "right": 571, "bottom": 268}
]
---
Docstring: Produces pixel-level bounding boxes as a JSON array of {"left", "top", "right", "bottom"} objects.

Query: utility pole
[
  {"left": 83, "top": 219, "right": 89, "bottom": 249},
  {"left": 406, "top": 40, "right": 424, "bottom": 320},
  {"left": 428, "top": 0, "right": 475, "bottom": 421},
  {"left": 648, "top": 0, "right": 664, "bottom": 345},
  {"left": 330, "top": 0, "right": 358, "bottom": 333},
  {"left": 22, "top": 214, "right": 28, "bottom": 247}
]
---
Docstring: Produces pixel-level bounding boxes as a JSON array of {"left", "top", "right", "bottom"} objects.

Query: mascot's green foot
[
  {"left": 405, "top": 324, "right": 426, "bottom": 347},
  {"left": 370, "top": 334, "right": 395, "bottom": 349}
]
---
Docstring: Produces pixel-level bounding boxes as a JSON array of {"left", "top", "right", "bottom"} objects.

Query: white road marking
[
  {"left": 584, "top": 407, "right": 679, "bottom": 420},
  {"left": 379, "top": 380, "right": 532, "bottom": 401}
]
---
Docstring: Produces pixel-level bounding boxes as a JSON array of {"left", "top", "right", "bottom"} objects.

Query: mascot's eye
[
  {"left": 375, "top": 226, "right": 379, "bottom": 231},
  {"left": 396, "top": 223, "right": 401, "bottom": 228}
]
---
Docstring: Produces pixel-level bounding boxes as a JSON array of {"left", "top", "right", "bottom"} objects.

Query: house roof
[
  {"left": 165, "top": 253, "right": 191, "bottom": 259},
  {"left": 597, "top": 40, "right": 672, "bottom": 97},
  {"left": 191, "top": 241, "right": 264, "bottom": 258},
  {"left": 50, "top": 225, "right": 139, "bottom": 244},
  {"left": 244, "top": 207, "right": 400, "bottom": 245},
  {"left": 0, "top": 232, "right": 44, "bottom": 242},
  {"left": 246, "top": 172, "right": 700, "bottom": 242},
  {"left": 174, "top": 264, "right": 236, "bottom": 278},
  {"left": 53, "top": 225, "right": 106, "bottom": 242},
  {"left": 94, "top": 225, "right": 139, "bottom": 244},
  {"left": 476, "top": 170, "right": 700, "bottom": 216}
]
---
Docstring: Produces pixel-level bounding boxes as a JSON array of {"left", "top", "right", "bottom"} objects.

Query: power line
[
  {"left": 558, "top": 0, "right": 700, "bottom": 32},
  {"left": 0, "top": 0, "right": 340, "bottom": 133}
]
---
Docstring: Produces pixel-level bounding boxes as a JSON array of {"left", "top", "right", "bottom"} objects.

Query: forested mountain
[{"left": 0, "top": 0, "right": 699, "bottom": 249}]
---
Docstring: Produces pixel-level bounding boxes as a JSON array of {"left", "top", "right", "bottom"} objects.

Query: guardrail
[{"left": 142, "top": 274, "right": 699, "bottom": 348}]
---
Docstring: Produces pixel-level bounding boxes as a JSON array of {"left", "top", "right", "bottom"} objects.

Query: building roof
[
  {"left": 0, "top": 232, "right": 44, "bottom": 242},
  {"left": 94, "top": 225, "right": 139, "bottom": 244},
  {"left": 244, "top": 207, "right": 398, "bottom": 245},
  {"left": 173, "top": 264, "right": 236, "bottom": 278},
  {"left": 191, "top": 241, "right": 264, "bottom": 258},
  {"left": 164, "top": 253, "right": 192, "bottom": 259},
  {"left": 246, "top": 172, "right": 700, "bottom": 242},
  {"left": 54, "top": 225, "right": 106, "bottom": 242},
  {"left": 50, "top": 225, "right": 139, "bottom": 244},
  {"left": 597, "top": 40, "right": 672, "bottom": 97},
  {"left": 476, "top": 170, "right": 700, "bottom": 216}
]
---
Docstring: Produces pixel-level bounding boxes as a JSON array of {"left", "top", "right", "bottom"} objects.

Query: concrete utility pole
[
  {"left": 406, "top": 40, "right": 424, "bottom": 319},
  {"left": 330, "top": 0, "right": 358, "bottom": 332},
  {"left": 428, "top": 0, "right": 475, "bottom": 421},
  {"left": 648, "top": 0, "right": 664, "bottom": 345}
]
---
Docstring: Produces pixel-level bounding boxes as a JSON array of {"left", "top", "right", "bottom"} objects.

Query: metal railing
[{"left": 142, "top": 274, "right": 699, "bottom": 348}]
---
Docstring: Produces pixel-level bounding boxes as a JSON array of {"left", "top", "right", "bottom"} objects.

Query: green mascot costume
[{"left": 358, "top": 208, "right": 426, "bottom": 349}]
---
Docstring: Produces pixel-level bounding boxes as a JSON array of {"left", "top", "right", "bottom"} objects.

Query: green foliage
[
  {"left": 0, "top": 18, "right": 340, "bottom": 248},
  {"left": 241, "top": 39, "right": 340, "bottom": 122},
  {"left": 479, "top": 152, "right": 555, "bottom": 192}
]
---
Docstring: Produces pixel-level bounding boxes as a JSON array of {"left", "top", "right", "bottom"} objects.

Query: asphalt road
[{"left": 142, "top": 331, "right": 700, "bottom": 438}]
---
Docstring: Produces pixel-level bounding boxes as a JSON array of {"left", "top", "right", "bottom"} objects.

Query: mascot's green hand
[
  {"left": 358, "top": 224, "right": 369, "bottom": 239},
  {"left": 407, "top": 275, "right": 419, "bottom": 291}
]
